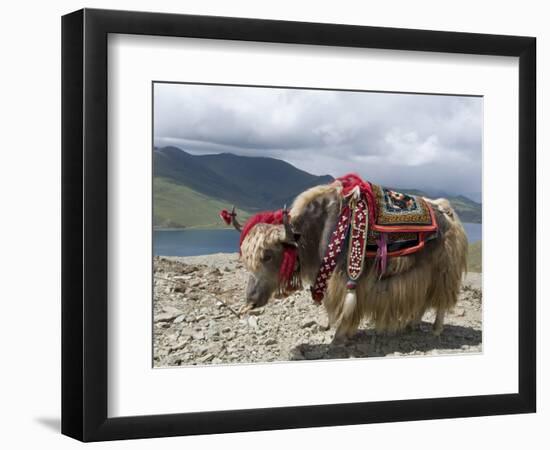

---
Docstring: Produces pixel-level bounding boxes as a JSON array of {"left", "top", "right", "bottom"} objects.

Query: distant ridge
[
  {"left": 153, "top": 146, "right": 481, "bottom": 228},
  {"left": 154, "top": 146, "right": 333, "bottom": 211}
]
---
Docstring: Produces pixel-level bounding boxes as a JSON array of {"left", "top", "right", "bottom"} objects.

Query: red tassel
[
  {"left": 239, "top": 210, "right": 285, "bottom": 249},
  {"left": 336, "top": 173, "right": 378, "bottom": 224},
  {"left": 279, "top": 247, "right": 297, "bottom": 282},
  {"left": 219, "top": 209, "right": 233, "bottom": 225}
]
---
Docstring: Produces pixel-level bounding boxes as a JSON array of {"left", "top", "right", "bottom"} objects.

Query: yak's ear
[{"left": 282, "top": 205, "right": 299, "bottom": 246}]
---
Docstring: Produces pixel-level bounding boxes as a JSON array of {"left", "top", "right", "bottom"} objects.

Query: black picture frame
[{"left": 61, "top": 8, "right": 536, "bottom": 442}]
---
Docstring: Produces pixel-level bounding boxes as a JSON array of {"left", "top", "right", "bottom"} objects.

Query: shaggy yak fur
[{"left": 239, "top": 180, "right": 468, "bottom": 341}]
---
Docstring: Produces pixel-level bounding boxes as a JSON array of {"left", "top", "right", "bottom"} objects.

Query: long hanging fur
[
  {"left": 322, "top": 207, "right": 468, "bottom": 336},
  {"left": 237, "top": 177, "right": 468, "bottom": 339},
  {"left": 290, "top": 182, "right": 468, "bottom": 337}
]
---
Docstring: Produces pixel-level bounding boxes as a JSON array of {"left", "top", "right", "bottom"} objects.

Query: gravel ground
[{"left": 153, "top": 253, "right": 482, "bottom": 367}]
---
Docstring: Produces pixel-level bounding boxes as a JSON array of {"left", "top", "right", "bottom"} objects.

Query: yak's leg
[
  {"left": 323, "top": 296, "right": 345, "bottom": 340},
  {"left": 406, "top": 309, "right": 426, "bottom": 332},
  {"left": 406, "top": 320, "right": 421, "bottom": 332},
  {"left": 324, "top": 308, "right": 339, "bottom": 332},
  {"left": 332, "top": 316, "right": 359, "bottom": 343},
  {"left": 318, "top": 311, "right": 331, "bottom": 331},
  {"left": 345, "top": 322, "right": 359, "bottom": 339},
  {"left": 332, "top": 321, "right": 349, "bottom": 344},
  {"left": 432, "top": 308, "right": 445, "bottom": 336},
  {"left": 332, "top": 320, "right": 353, "bottom": 343},
  {"left": 370, "top": 331, "right": 377, "bottom": 347}
]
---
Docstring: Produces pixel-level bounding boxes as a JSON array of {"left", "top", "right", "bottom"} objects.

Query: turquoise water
[
  {"left": 154, "top": 229, "right": 241, "bottom": 257},
  {"left": 154, "top": 223, "right": 481, "bottom": 257},
  {"left": 462, "top": 222, "right": 481, "bottom": 243}
]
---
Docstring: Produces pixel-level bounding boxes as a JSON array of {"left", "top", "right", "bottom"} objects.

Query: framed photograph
[{"left": 61, "top": 8, "right": 536, "bottom": 442}]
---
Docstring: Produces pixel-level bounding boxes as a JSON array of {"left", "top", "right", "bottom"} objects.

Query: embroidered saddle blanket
[
  {"left": 311, "top": 177, "right": 438, "bottom": 302},
  {"left": 371, "top": 184, "right": 436, "bottom": 230},
  {"left": 367, "top": 183, "right": 437, "bottom": 257}
]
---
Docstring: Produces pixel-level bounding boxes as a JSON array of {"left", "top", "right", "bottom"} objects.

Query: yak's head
[
  {"left": 224, "top": 207, "right": 300, "bottom": 310},
  {"left": 220, "top": 182, "right": 342, "bottom": 312}
]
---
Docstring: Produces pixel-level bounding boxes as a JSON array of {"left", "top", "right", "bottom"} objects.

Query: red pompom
[
  {"left": 336, "top": 173, "right": 378, "bottom": 224},
  {"left": 279, "top": 247, "right": 298, "bottom": 282},
  {"left": 239, "top": 210, "right": 285, "bottom": 250},
  {"left": 219, "top": 209, "right": 232, "bottom": 226}
]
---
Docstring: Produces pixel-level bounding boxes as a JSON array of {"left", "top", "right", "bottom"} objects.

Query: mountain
[
  {"left": 154, "top": 146, "right": 333, "bottom": 212},
  {"left": 153, "top": 178, "right": 251, "bottom": 229},
  {"left": 153, "top": 146, "right": 482, "bottom": 228},
  {"left": 444, "top": 195, "right": 482, "bottom": 223},
  {"left": 464, "top": 191, "right": 482, "bottom": 203}
]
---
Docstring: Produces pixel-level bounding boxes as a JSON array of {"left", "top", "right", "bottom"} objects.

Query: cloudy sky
[{"left": 154, "top": 83, "right": 482, "bottom": 196}]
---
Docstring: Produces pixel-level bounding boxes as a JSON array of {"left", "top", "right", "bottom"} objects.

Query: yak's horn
[
  {"left": 282, "top": 205, "right": 297, "bottom": 246},
  {"left": 231, "top": 206, "right": 242, "bottom": 232}
]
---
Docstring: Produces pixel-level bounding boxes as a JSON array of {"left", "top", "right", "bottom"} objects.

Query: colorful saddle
[
  {"left": 311, "top": 175, "right": 438, "bottom": 302},
  {"left": 366, "top": 183, "right": 437, "bottom": 257}
]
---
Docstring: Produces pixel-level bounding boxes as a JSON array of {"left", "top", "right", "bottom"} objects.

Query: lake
[
  {"left": 462, "top": 222, "right": 482, "bottom": 243},
  {"left": 154, "top": 222, "right": 482, "bottom": 257}
]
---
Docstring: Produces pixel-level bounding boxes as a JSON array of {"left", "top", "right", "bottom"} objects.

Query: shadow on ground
[{"left": 290, "top": 321, "right": 482, "bottom": 360}]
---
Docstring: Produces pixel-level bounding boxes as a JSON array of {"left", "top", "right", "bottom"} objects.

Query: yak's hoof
[
  {"left": 331, "top": 334, "right": 347, "bottom": 345},
  {"left": 346, "top": 330, "right": 359, "bottom": 340}
]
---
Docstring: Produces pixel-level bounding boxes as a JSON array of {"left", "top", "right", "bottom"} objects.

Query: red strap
[
  {"left": 346, "top": 197, "right": 369, "bottom": 281},
  {"left": 311, "top": 204, "right": 351, "bottom": 302}
]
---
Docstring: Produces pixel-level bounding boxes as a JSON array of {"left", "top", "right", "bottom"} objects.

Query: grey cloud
[{"left": 154, "top": 83, "right": 482, "bottom": 195}]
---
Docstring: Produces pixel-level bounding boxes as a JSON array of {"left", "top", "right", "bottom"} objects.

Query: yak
[{"left": 222, "top": 174, "right": 468, "bottom": 343}]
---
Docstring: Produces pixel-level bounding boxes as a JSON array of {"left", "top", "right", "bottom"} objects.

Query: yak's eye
[{"left": 261, "top": 251, "right": 273, "bottom": 262}]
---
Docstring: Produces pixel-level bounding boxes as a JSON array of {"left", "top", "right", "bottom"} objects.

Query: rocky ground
[{"left": 153, "top": 254, "right": 482, "bottom": 367}]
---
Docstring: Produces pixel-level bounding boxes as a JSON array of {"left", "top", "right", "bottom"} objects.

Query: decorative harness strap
[
  {"left": 310, "top": 202, "right": 351, "bottom": 302},
  {"left": 346, "top": 190, "right": 369, "bottom": 287},
  {"left": 311, "top": 187, "right": 370, "bottom": 303}
]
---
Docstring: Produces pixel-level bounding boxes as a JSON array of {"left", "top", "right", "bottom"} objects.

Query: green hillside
[
  {"left": 153, "top": 177, "right": 250, "bottom": 229},
  {"left": 197, "top": 152, "right": 334, "bottom": 209},
  {"left": 154, "top": 147, "right": 333, "bottom": 212},
  {"left": 468, "top": 241, "right": 482, "bottom": 273},
  {"left": 447, "top": 195, "right": 482, "bottom": 223},
  {"left": 152, "top": 147, "right": 482, "bottom": 228}
]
